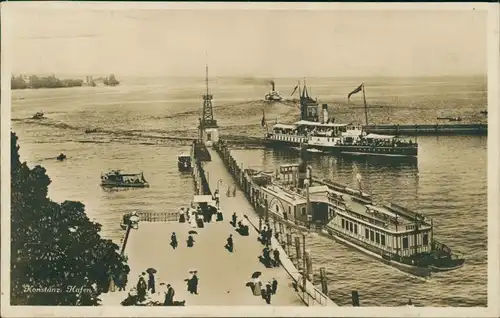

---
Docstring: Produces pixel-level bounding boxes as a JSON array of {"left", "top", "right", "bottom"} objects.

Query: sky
[{"left": 4, "top": 4, "right": 488, "bottom": 78}]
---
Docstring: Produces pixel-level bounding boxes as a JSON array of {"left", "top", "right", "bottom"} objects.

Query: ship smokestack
[
  {"left": 270, "top": 80, "right": 275, "bottom": 91},
  {"left": 322, "top": 104, "right": 329, "bottom": 124}
]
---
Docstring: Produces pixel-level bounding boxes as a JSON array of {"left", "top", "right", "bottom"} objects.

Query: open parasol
[
  {"left": 188, "top": 230, "right": 198, "bottom": 235},
  {"left": 251, "top": 271, "right": 262, "bottom": 279},
  {"left": 146, "top": 268, "right": 157, "bottom": 274}
]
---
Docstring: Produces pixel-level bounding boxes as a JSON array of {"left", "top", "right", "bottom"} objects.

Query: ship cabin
[
  {"left": 325, "top": 189, "right": 433, "bottom": 258},
  {"left": 300, "top": 86, "right": 320, "bottom": 122},
  {"left": 268, "top": 123, "right": 308, "bottom": 144}
]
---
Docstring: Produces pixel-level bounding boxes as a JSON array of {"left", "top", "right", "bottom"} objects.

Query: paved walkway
[
  {"left": 101, "top": 154, "right": 304, "bottom": 306},
  {"left": 204, "top": 148, "right": 337, "bottom": 307}
]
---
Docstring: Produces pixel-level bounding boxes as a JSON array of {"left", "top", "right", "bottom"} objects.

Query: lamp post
[
  {"left": 304, "top": 178, "right": 311, "bottom": 229},
  {"left": 217, "top": 179, "right": 223, "bottom": 192}
]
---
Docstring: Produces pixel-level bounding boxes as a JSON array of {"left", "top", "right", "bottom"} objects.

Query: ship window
[
  {"left": 423, "top": 233, "right": 429, "bottom": 245},
  {"left": 381, "top": 235, "right": 386, "bottom": 246},
  {"left": 342, "top": 219, "right": 345, "bottom": 228},
  {"left": 365, "top": 229, "right": 369, "bottom": 239},
  {"left": 370, "top": 230, "right": 374, "bottom": 241},
  {"left": 403, "top": 237, "right": 409, "bottom": 249},
  {"left": 354, "top": 224, "right": 358, "bottom": 234},
  {"left": 349, "top": 222, "right": 353, "bottom": 232},
  {"left": 375, "top": 233, "right": 380, "bottom": 244}
]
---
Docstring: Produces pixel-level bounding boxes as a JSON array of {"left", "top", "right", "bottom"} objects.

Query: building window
[
  {"left": 403, "top": 237, "right": 409, "bottom": 249},
  {"left": 301, "top": 207, "right": 306, "bottom": 215},
  {"left": 423, "top": 233, "right": 429, "bottom": 245},
  {"left": 354, "top": 224, "right": 358, "bottom": 234},
  {"left": 381, "top": 234, "right": 386, "bottom": 246},
  {"left": 365, "top": 229, "right": 369, "bottom": 239},
  {"left": 341, "top": 219, "right": 345, "bottom": 229},
  {"left": 349, "top": 222, "right": 353, "bottom": 232},
  {"left": 276, "top": 205, "right": 279, "bottom": 213},
  {"left": 375, "top": 233, "right": 380, "bottom": 244},
  {"left": 370, "top": 230, "right": 374, "bottom": 241}
]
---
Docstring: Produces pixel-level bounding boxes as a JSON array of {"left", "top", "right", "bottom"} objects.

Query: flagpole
[{"left": 362, "top": 83, "right": 368, "bottom": 126}]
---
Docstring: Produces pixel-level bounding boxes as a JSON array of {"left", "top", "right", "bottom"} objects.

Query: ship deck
[{"left": 324, "top": 187, "right": 422, "bottom": 231}]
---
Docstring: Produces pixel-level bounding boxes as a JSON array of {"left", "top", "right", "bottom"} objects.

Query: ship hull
[
  {"left": 101, "top": 181, "right": 149, "bottom": 188},
  {"left": 264, "top": 138, "right": 418, "bottom": 158}
]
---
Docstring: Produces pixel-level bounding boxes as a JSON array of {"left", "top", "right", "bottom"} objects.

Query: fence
[{"left": 137, "top": 212, "right": 180, "bottom": 222}]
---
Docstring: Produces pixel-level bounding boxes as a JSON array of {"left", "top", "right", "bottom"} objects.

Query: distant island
[{"left": 11, "top": 74, "right": 120, "bottom": 90}]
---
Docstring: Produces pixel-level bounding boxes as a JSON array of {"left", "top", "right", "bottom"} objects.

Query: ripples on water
[{"left": 11, "top": 76, "right": 487, "bottom": 306}]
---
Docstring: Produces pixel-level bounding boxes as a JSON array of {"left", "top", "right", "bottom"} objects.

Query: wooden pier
[
  {"left": 362, "top": 123, "right": 487, "bottom": 136},
  {"left": 101, "top": 141, "right": 337, "bottom": 307}
]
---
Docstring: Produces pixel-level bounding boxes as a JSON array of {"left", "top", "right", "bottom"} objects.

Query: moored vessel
[
  {"left": 263, "top": 82, "right": 418, "bottom": 158},
  {"left": 248, "top": 161, "right": 464, "bottom": 277},
  {"left": 100, "top": 170, "right": 149, "bottom": 188},
  {"left": 178, "top": 154, "right": 192, "bottom": 172}
]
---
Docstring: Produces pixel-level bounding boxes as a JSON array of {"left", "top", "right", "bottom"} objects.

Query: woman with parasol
[
  {"left": 187, "top": 234, "right": 195, "bottom": 247},
  {"left": 146, "top": 268, "right": 157, "bottom": 294}
]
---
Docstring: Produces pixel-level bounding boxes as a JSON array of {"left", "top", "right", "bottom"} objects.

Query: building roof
[
  {"left": 365, "top": 133, "right": 395, "bottom": 139},
  {"left": 262, "top": 185, "right": 307, "bottom": 205},
  {"left": 273, "top": 123, "right": 296, "bottom": 130},
  {"left": 294, "top": 120, "right": 348, "bottom": 128}
]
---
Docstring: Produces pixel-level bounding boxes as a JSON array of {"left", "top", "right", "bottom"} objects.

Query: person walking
[
  {"left": 136, "top": 276, "right": 147, "bottom": 302},
  {"left": 171, "top": 232, "right": 178, "bottom": 250},
  {"left": 273, "top": 248, "right": 281, "bottom": 267},
  {"left": 226, "top": 234, "right": 234, "bottom": 252},
  {"left": 164, "top": 284, "right": 175, "bottom": 306},
  {"left": 232, "top": 213, "right": 237, "bottom": 227},
  {"left": 148, "top": 272, "right": 156, "bottom": 294},
  {"left": 271, "top": 278, "right": 278, "bottom": 295},
  {"left": 265, "top": 282, "right": 272, "bottom": 304}
]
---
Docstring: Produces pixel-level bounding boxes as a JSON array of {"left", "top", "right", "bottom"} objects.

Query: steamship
[
  {"left": 263, "top": 82, "right": 418, "bottom": 158},
  {"left": 264, "top": 80, "right": 283, "bottom": 102},
  {"left": 252, "top": 162, "right": 464, "bottom": 277}
]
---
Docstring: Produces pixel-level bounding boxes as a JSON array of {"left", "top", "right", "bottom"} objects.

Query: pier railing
[{"left": 136, "top": 211, "right": 180, "bottom": 222}]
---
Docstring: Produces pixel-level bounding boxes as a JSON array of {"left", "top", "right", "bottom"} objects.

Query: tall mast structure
[{"left": 198, "top": 55, "right": 218, "bottom": 144}]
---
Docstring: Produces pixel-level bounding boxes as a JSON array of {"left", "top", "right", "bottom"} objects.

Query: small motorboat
[
  {"left": 32, "top": 111, "right": 45, "bottom": 120},
  {"left": 56, "top": 153, "right": 67, "bottom": 161},
  {"left": 178, "top": 154, "right": 192, "bottom": 172},
  {"left": 85, "top": 128, "right": 98, "bottom": 134},
  {"left": 101, "top": 170, "right": 150, "bottom": 188}
]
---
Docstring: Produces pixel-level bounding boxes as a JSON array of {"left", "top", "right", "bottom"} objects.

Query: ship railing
[{"left": 137, "top": 211, "right": 180, "bottom": 223}]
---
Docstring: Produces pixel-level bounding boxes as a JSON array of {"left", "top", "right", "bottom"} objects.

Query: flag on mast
[
  {"left": 348, "top": 84, "right": 363, "bottom": 101},
  {"left": 261, "top": 110, "right": 267, "bottom": 127},
  {"left": 291, "top": 81, "right": 299, "bottom": 96}
]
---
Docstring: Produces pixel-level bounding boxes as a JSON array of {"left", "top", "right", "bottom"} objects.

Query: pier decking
[
  {"left": 102, "top": 219, "right": 304, "bottom": 306},
  {"left": 101, "top": 151, "right": 332, "bottom": 306}
]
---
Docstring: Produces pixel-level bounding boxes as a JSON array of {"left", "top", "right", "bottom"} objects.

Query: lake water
[{"left": 11, "top": 75, "right": 487, "bottom": 306}]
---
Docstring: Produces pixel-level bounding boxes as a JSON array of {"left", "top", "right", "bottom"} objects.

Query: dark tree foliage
[{"left": 10, "top": 132, "right": 128, "bottom": 305}]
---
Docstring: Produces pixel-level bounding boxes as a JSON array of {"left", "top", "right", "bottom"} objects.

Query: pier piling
[
  {"left": 295, "top": 236, "right": 301, "bottom": 268},
  {"left": 352, "top": 290, "right": 360, "bottom": 307},
  {"left": 319, "top": 267, "right": 328, "bottom": 295}
]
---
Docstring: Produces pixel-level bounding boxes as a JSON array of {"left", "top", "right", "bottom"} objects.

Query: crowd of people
[
  {"left": 247, "top": 276, "right": 279, "bottom": 305},
  {"left": 120, "top": 270, "right": 185, "bottom": 306}
]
